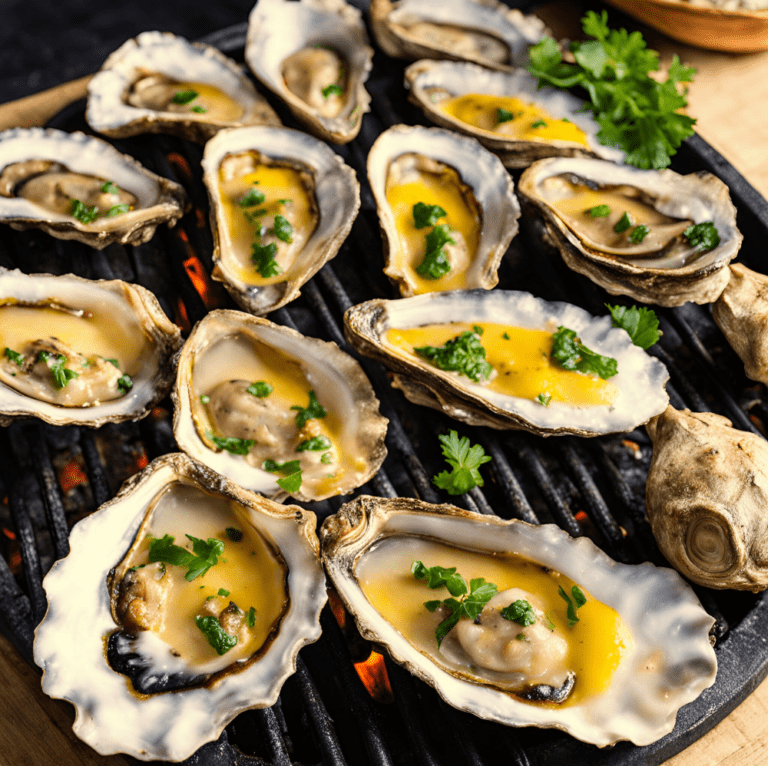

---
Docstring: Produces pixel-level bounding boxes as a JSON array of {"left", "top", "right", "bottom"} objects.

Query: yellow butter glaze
[
  {"left": 385, "top": 321, "right": 618, "bottom": 407},
  {"left": 440, "top": 95, "right": 590, "bottom": 147},
  {"left": 176, "top": 81, "right": 245, "bottom": 122},
  {"left": 357, "top": 536, "right": 632, "bottom": 707}
]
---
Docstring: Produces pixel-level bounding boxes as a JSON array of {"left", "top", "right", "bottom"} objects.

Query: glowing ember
[
  {"left": 166, "top": 152, "right": 193, "bottom": 184},
  {"left": 327, "top": 588, "right": 347, "bottom": 629},
  {"left": 58, "top": 459, "right": 88, "bottom": 494},
  {"left": 354, "top": 651, "right": 394, "bottom": 704},
  {"left": 174, "top": 296, "right": 191, "bottom": 333}
]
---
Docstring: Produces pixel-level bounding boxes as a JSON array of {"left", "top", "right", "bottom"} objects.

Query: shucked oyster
[
  {"left": 87, "top": 31, "right": 281, "bottom": 143},
  {"left": 0, "top": 128, "right": 186, "bottom": 249},
  {"left": 321, "top": 495, "right": 717, "bottom": 747},
  {"left": 202, "top": 126, "right": 360, "bottom": 315},
  {"left": 173, "top": 310, "right": 388, "bottom": 502},
  {"left": 34, "top": 453, "right": 326, "bottom": 761},
  {"left": 0, "top": 268, "right": 182, "bottom": 427},
  {"left": 344, "top": 289, "right": 669, "bottom": 436},
  {"left": 246, "top": 0, "right": 373, "bottom": 144},
  {"left": 368, "top": 125, "right": 520, "bottom": 297},
  {"left": 518, "top": 157, "right": 742, "bottom": 306}
]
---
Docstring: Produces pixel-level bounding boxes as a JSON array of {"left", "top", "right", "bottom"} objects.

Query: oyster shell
[
  {"left": 367, "top": 124, "right": 520, "bottom": 297},
  {"left": 369, "top": 0, "right": 546, "bottom": 70},
  {"left": 646, "top": 405, "right": 768, "bottom": 591},
  {"left": 245, "top": 0, "right": 373, "bottom": 144},
  {"left": 320, "top": 495, "right": 717, "bottom": 747},
  {"left": 0, "top": 268, "right": 182, "bottom": 427},
  {"left": 34, "top": 453, "right": 326, "bottom": 761},
  {"left": 202, "top": 126, "right": 360, "bottom": 315},
  {"left": 86, "top": 31, "right": 281, "bottom": 142},
  {"left": 0, "top": 127, "right": 186, "bottom": 249},
  {"left": 173, "top": 309, "right": 388, "bottom": 502},
  {"left": 518, "top": 157, "right": 742, "bottom": 306},
  {"left": 404, "top": 60, "right": 624, "bottom": 169},
  {"left": 344, "top": 289, "right": 669, "bottom": 436}
]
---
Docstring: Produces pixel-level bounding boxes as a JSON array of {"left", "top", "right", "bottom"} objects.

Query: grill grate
[{"left": 2, "top": 8, "right": 768, "bottom": 765}]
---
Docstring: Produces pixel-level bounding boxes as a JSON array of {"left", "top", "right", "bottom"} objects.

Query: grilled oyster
[
  {"left": 518, "top": 157, "right": 742, "bottom": 306},
  {"left": 321, "top": 495, "right": 717, "bottom": 747},
  {"left": 86, "top": 31, "right": 281, "bottom": 142},
  {"left": 34, "top": 453, "right": 326, "bottom": 761},
  {"left": 0, "top": 268, "right": 182, "bottom": 427},
  {"left": 0, "top": 127, "right": 186, "bottom": 249},
  {"left": 202, "top": 126, "right": 360, "bottom": 315},
  {"left": 173, "top": 310, "right": 388, "bottom": 502},
  {"left": 368, "top": 124, "right": 520, "bottom": 297},
  {"left": 344, "top": 290, "right": 669, "bottom": 436},
  {"left": 245, "top": 0, "right": 373, "bottom": 144},
  {"left": 370, "top": 0, "right": 546, "bottom": 70}
]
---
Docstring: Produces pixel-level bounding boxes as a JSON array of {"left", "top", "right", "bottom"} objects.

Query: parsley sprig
[
  {"left": 4, "top": 347, "right": 23, "bottom": 366},
  {"left": 413, "top": 202, "right": 447, "bottom": 229},
  {"left": 683, "top": 221, "right": 720, "bottom": 253},
  {"left": 195, "top": 615, "right": 238, "bottom": 655},
  {"left": 432, "top": 430, "right": 492, "bottom": 495},
  {"left": 415, "top": 329, "right": 493, "bottom": 383},
  {"left": 500, "top": 599, "right": 536, "bottom": 627},
  {"left": 551, "top": 326, "right": 618, "bottom": 379},
  {"left": 416, "top": 224, "right": 455, "bottom": 280},
  {"left": 558, "top": 585, "right": 587, "bottom": 627},
  {"left": 606, "top": 304, "right": 660, "bottom": 350},
  {"left": 291, "top": 390, "right": 327, "bottom": 429},
  {"left": 205, "top": 429, "right": 253, "bottom": 456},
  {"left": 148, "top": 533, "right": 224, "bottom": 581},
  {"left": 38, "top": 351, "right": 79, "bottom": 388}
]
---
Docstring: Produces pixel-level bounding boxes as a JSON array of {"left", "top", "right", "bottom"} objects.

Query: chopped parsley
[
  {"left": 296, "top": 435, "right": 332, "bottom": 452},
  {"left": 587, "top": 204, "right": 611, "bottom": 218},
  {"left": 195, "top": 615, "right": 238, "bottom": 655},
  {"left": 531, "top": 119, "right": 547, "bottom": 128},
  {"left": 246, "top": 380, "right": 273, "bottom": 398},
  {"left": 614, "top": 212, "right": 632, "bottom": 233},
  {"left": 320, "top": 451, "right": 333, "bottom": 464},
  {"left": 240, "top": 188, "right": 267, "bottom": 208},
  {"left": 432, "top": 430, "right": 492, "bottom": 495},
  {"left": 629, "top": 224, "right": 650, "bottom": 244},
  {"left": 414, "top": 329, "right": 493, "bottom": 383},
  {"left": 683, "top": 221, "right": 720, "bottom": 253},
  {"left": 217, "top": 588, "right": 230, "bottom": 597},
  {"left": 291, "top": 390, "right": 327, "bottom": 429},
  {"left": 39, "top": 353, "right": 79, "bottom": 389},
  {"left": 4, "top": 348, "right": 23, "bottom": 366},
  {"left": 606, "top": 304, "right": 660, "bottom": 350},
  {"left": 496, "top": 107, "right": 515, "bottom": 123},
  {"left": 225, "top": 527, "right": 243, "bottom": 542},
  {"left": 105, "top": 358, "right": 119, "bottom": 367},
  {"left": 200, "top": 394, "right": 210, "bottom": 404},
  {"left": 412, "top": 202, "right": 447, "bottom": 229},
  {"left": 273, "top": 214, "right": 293, "bottom": 243},
  {"left": 247, "top": 607, "right": 256, "bottom": 627},
  {"left": 502, "top": 332, "right": 510, "bottom": 340},
  {"left": 148, "top": 533, "right": 224, "bottom": 581},
  {"left": 70, "top": 199, "right": 100, "bottom": 224},
  {"left": 251, "top": 242, "right": 282, "bottom": 278},
  {"left": 500, "top": 599, "right": 536, "bottom": 627},
  {"left": 106, "top": 204, "right": 132, "bottom": 217},
  {"left": 117, "top": 374, "right": 133, "bottom": 394},
  {"left": 263, "top": 459, "right": 302, "bottom": 475},
  {"left": 551, "top": 326, "right": 618, "bottom": 379},
  {"left": 558, "top": 584, "right": 587, "bottom": 627},
  {"left": 415, "top": 224, "right": 454, "bottom": 280},
  {"left": 101, "top": 181, "right": 119, "bottom": 195},
  {"left": 322, "top": 83, "right": 344, "bottom": 98},
  {"left": 173, "top": 89, "right": 199, "bottom": 105},
  {"left": 205, "top": 429, "right": 254, "bottom": 456},
  {"left": 276, "top": 471, "right": 303, "bottom": 493},
  {"left": 190, "top": 105, "right": 207, "bottom": 114},
  {"left": 537, "top": 392, "right": 552, "bottom": 407}
]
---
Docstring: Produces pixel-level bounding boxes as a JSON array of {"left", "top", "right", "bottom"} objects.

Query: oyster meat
[
  {"left": 368, "top": 124, "right": 520, "bottom": 297},
  {"left": 0, "top": 127, "right": 186, "bottom": 249},
  {"left": 321, "top": 495, "right": 717, "bottom": 747},
  {"left": 202, "top": 126, "right": 360, "bottom": 315},
  {"left": 173, "top": 310, "right": 388, "bottom": 502},
  {"left": 344, "top": 289, "right": 669, "bottom": 436},
  {"left": 246, "top": 0, "right": 373, "bottom": 144},
  {"left": 0, "top": 268, "right": 182, "bottom": 427},
  {"left": 86, "top": 31, "right": 281, "bottom": 142},
  {"left": 646, "top": 405, "right": 768, "bottom": 591},
  {"left": 518, "top": 157, "right": 742, "bottom": 306},
  {"left": 34, "top": 453, "right": 326, "bottom": 761}
]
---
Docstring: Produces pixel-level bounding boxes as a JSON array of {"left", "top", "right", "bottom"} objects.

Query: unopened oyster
[
  {"left": 246, "top": 0, "right": 373, "bottom": 144},
  {"left": 173, "top": 310, "right": 388, "bottom": 502},
  {"left": 370, "top": 0, "right": 546, "bottom": 69},
  {"left": 647, "top": 405, "right": 768, "bottom": 591},
  {"left": 34, "top": 453, "right": 326, "bottom": 761},
  {"left": 0, "top": 127, "right": 186, "bottom": 249},
  {"left": 518, "top": 157, "right": 742, "bottom": 306},
  {"left": 368, "top": 125, "right": 520, "bottom": 297},
  {"left": 321, "top": 495, "right": 717, "bottom": 747},
  {"left": 405, "top": 60, "right": 624, "bottom": 168},
  {"left": 0, "top": 268, "right": 182, "bottom": 427},
  {"left": 87, "top": 31, "right": 281, "bottom": 143},
  {"left": 202, "top": 126, "right": 360, "bottom": 315},
  {"left": 344, "top": 290, "right": 669, "bottom": 436}
]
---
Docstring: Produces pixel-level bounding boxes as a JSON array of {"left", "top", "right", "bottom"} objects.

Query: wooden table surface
[{"left": 2, "top": 3, "right": 768, "bottom": 764}]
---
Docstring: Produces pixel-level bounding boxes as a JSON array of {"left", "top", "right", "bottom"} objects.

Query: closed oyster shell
[
  {"left": 320, "top": 495, "right": 717, "bottom": 747},
  {"left": 646, "top": 405, "right": 768, "bottom": 591},
  {"left": 86, "top": 31, "right": 281, "bottom": 142}
]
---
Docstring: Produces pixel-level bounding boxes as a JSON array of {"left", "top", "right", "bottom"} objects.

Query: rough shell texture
[
  {"left": 0, "top": 128, "right": 186, "bottom": 249},
  {"left": 245, "top": 0, "right": 373, "bottom": 144},
  {"left": 369, "top": 0, "right": 546, "bottom": 70},
  {"left": 518, "top": 157, "right": 742, "bottom": 306},
  {"left": 344, "top": 289, "right": 669, "bottom": 435},
  {"left": 646, "top": 405, "right": 768, "bottom": 591},
  {"left": 0, "top": 268, "right": 182, "bottom": 427},
  {"left": 33, "top": 452, "right": 326, "bottom": 761},
  {"left": 712, "top": 263, "right": 768, "bottom": 384},
  {"left": 367, "top": 124, "right": 520, "bottom": 297},
  {"left": 172, "top": 309, "right": 388, "bottom": 502},
  {"left": 86, "top": 31, "right": 281, "bottom": 142},
  {"left": 320, "top": 495, "right": 717, "bottom": 747},
  {"left": 202, "top": 126, "right": 360, "bottom": 315},
  {"left": 404, "top": 60, "right": 624, "bottom": 168}
]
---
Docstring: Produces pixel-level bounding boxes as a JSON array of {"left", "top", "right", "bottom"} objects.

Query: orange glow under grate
[
  {"left": 58, "top": 460, "right": 88, "bottom": 494},
  {"left": 354, "top": 650, "right": 394, "bottom": 704}
]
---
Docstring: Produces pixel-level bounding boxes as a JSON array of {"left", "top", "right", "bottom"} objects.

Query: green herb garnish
[
  {"left": 263, "top": 459, "right": 302, "bottom": 475},
  {"left": 432, "top": 430, "right": 492, "bottom": 495},
  {"left": 614, "top": 212, "right": 632, "bottom": 233},
  {"left": 296, "top": 435, "right": 332, "bottom": 452},
  {"left": 412, "top": 202, "right": 447, "bottom": 229},
  {"left": 4, "top": 348, "right": 23, "bottom": 366},
  {"left": 496, "top": 108, "right": 515, "bottom": 123},
  {"left": 117, "top": 374, "right": 133, "bottom": 394},
  {"left": 606, "top": 304, "right": 660, "bottom": 350},
  {"left": 217, "top": 588, "right": 230, "bottom": 597},
  {"left": 537, "top": 392, "right": 552, "bottom": 407},
  {"left": 322, "top": 83, "right": 344, "bottom": 98},
  {"left": 195, "top": 615, "right": 238, "bottom": 655},
  {"left": 173, "top": 89, "right": 199, "bottom": 105},
  {"left": 225, "top": 527, "right": 243, "bottom": 542},
  {"left": 415, "top": 224, "right": 454, "bottom": 280},
  {"left": 273, "top": 214, "right": 293, "bottom": 243},
  {"left": 101, "top": 181, "right": 119, "bottom": 194},
  {"left": 291, "top": 390, "right": 327, "bottom": 429},
  {"left": 276, "top": 471, "right": 302, "bottom": 493},
  {"left": 247, "top": 607, "right": 256, "bottom": 627},
  {"left": 683, "top": 221, "right": 720, "bottom": 253},
  {"left": 320, "top": 452, "right": 333, "bottom": 464},
  {"left": 414, "top": 330, "right": 493, "bottom": 383},
  {"left": 500, "top": 599, "right": 536, "bottom": 627},
  {"left": 106, "top": 204, "right": 132, "bottom": 217},
  {"left": 190, "top": 105, "right": 207, "bottom": 113},
  {"left": 251, "top": 242, "right": 282, "bottom": 278},
  {"left": 531, "top": 119, "right": 547, "bottom": 128},
  {"left": 201, "top": 394, "right": 210, "bottom": 404},
  {"left": 558, "top": 584, "right": 587, "bottom": 627},
  {"left": 148, "top": 533, "right": 224, "bottom": 581},
  {"left": 246, "top": 381, "right": 273, "bottom": 398},
  {"left": 587, "top": 204, "right": 611, "bottom": 218},
  {"left": 70, "top": 199, "right": 100, "bottom": 224},
  {"left": 205, "top": 429, "right": 253, "bottom": 456},
  {"left": 629, "top": 224, "right": 650, "bottom": 244},
  {"left": 43, "top": 354, "right": 79, "bottom": 389},
  {"left": 105, "top": 358, "right": 119, "bottom": 367},
  {"left": 240, "top": 188, "right": 267, "bottom": 208},
  {"left": 551, "top": 326, "right": 618, "bottom": 379}
]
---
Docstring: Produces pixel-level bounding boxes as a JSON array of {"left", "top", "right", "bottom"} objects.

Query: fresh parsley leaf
[
  {"left": 190, "top": 105, "right": 207, "bottom": 113},
  {"left": 606, "top": 304, "right": 660, "bottom": 350},
  {"left": 200, "top": 394, "right": 210, "bottom": 404},
  {"left": 516, "top": 633, "right": 529, "bottom": 641},
  {"left": 500, "top": 599, "right": 537, "bottom": 627},
  {"left": 247, "top": 607, "right": 256, "bottom": 627},
  {"left": 273, "top": 214, "right": 293, "bottom": 243},
  {"left": 173, "top": 89, "right": 199, "bottom": 105},
  {"left": 412, "top": 561, "right": 468, "bottom": 596},
  {"left": 105, "top": 358, "right": 119, "bottom": 367},
  {"left": 545, "top": 611, "right": 556, "bottom": 631},
  {"left": 558, "top": 585, "right": 585, "bottom": 627},
  {"left": 263, "top": 459, "right": 302, "bottom": 475},
  {"left": 101, "top": 180, "right": 119, "bottom": 194},
  {"left": 551, "top": 326, "right": 618, "bottom": 379},
  {"left": 205, "top": 429, "right": 253, "bottom": 456},
  {"left": 414, "top": 330, "right": 493, "bottom": 383},
  {"left": 4, "top": 348, "right": 23, "bottom": 366},
  {"left": 70, "top": 199, "right": 100, "bottom": 224},
  {"left": 614, "top": 212, "right": 633, "bottom": 233},
  {"left": 147, "top": 533, "right": 224, "bottom": 581},
  {"left": 240, "top": 188, "right": 267, "bottom": 208},
  {"left": 195, "top": 615, "right": 238, "bottom": 655},
  {"left": 537, "top": 392, "right": 552, "bottom": 406},
  {"left": 683, "top": 221, "right": 720, "bottom": 253},
  {"left": 587, "top": 204, "right": 611, "bottom": 217},
  {"left": 117, "top": 374, "right": 133, "bottom": 394},
  {"left": 246, "top": 380, "right": 273, "bottom": 398},
  {"left": 322, "top": 83, "right": 344, "bottom": 98},
  {"left": 296, "top": 435, "right": 332, "bottom": 452},
  {"left": 412, "top": 202, "right": 447, "bottom": 229},
  {"left": 472, "top": 325, "right": 484, "bottom": 335},
  {"left": 531, "top": 119, "right": 547, "bottom": 128},
  {"left": 106, "top": 203, "right": 132, "bottom": 217},
  {"left": 251, "top": 242, "right": 282, "bottom": 278},
  {"left": 320, "top": 451, "right": 333, "bottom": 464},
  {"left": 415, "top": 224, "right": 454, "bottom": 280},
  {"left": 218, "top": 588, "right": 230, "bottom": 597},
  {"left": 291, "top": 390, "right": 327, "bottom": 429},
  {"left": 629, "top": 224, "right": 650, "bottom": 244},
  {"left": 502, "top": 332, "right": 510, "bottom": 340},
  {"left": 276, "top": 471, "right": 302, "bottom": 493},
  {"left": 46, "top": 355, "right": 79, "bottom": 389},
  {"left": 496, "top": 107, "right": 515, "bottom": 123},
  {"left": 432, "top": 430, "right": 492, "bottom": 495},
  {"left": 225, "top": 527, "right": 243, "bottom": 542}
]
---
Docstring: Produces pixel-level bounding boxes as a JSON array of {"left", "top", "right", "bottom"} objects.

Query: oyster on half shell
[
  {"left": 34, "top": 453, "right": 326, "bottom": 761},
  {"left": 321, "top": 495, "right": 717, "bottom": 747}
]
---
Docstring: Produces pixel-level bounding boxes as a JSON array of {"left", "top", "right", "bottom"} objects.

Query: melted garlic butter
[
  {"left": 192, "top": 332, "right": 365, "bottom": 497},
  {"left": 116, "top": 481, "right": 287, "bottom": 673},
  {"left": 218, "top": 153, "right": 318, "bottom": 285},
  {"left": 439, "top": 95, "right": 589, "bottom": 147},
  {"left": 128, "top": 77, "right": 245, "bottom": 122},
  {"left": 386, "top": 321, "right": 618, "bottom": 407},
  {"left": 281, "top": 48, "right": 347, "bottom": 118},
  {"left": 358, "top": 536, "right": 632, "bottom": 706},
  {"left": 385, "top": 157, "right": 481, "bottom": 294}
]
